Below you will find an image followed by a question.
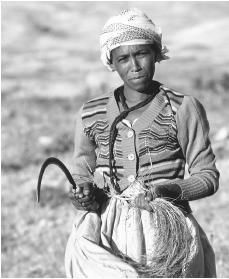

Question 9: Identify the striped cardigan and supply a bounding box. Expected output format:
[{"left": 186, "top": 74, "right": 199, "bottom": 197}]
[{"left": 73, "top": 84, "right": 219, "bottom": 208}]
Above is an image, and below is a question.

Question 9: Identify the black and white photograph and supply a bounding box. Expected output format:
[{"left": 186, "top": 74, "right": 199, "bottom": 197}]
[{"left": 1, "top": 1, "right": 229, "bottom": 278}]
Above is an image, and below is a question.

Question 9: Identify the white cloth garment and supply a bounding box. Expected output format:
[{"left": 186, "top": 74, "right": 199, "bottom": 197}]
[{"left": 65, "top": 194, "right": 216, "bottom": 277}]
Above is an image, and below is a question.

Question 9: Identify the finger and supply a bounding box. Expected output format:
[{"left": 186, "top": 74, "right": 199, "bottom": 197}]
[
  {"left": 73, "top": 193, "right": 84, "bottom": 199},
  {"left": 75, "top": 203, "right": 93, "bottom": 211},
  {"left": 78, "top": 196, "right": 94, "bottom": 203},
  {"left": 81, "top": 201, "right": 94, "bottom": 207},
  {"left": 69, "top": 193, "right": 82, "bottom": 202},
  {"left": 83, "top": 189, "right": 92, "bottom": 196},
  {"left": 134, "top": 194, "right": 153, "bottom": 212},
  {"left": 72, "top": 198, "right": 91, "bottom": 209},
  {"left": 82, "top": 184, "right": 93, "bottom": 196},
  {"left": 145, "top": 191, "right": 153, "bottom": 202},
  {"left": 71, "top": 201, "right": 84, "bottom": 209},
  {"left": 74, "top": 182, "right": 91, "bottom": 194},
  {"left": 74, "top": 185, "right": 83, "bottom": 194},
  {"left": 70, "top": 190, "right": 87, "bottom": 202}
]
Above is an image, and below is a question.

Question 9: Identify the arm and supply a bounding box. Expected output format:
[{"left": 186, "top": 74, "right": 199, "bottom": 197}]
[
  {"left": 70, "top": 106, "right": 99, "bottom": 211},
  {"left": 174, "top": 96, "right": 219, "bottom": 200},
  {"left": 73, "top": 106, "right": 97, "bottom": 181},
  {"left": 155, "top": 96, "right": 219, "bottom": 201}
]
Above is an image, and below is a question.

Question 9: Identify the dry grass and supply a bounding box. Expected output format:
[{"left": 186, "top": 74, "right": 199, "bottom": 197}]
[
  {"left": 2, "top": 2, "right": 229, "bottom": 277},
  {"left": 122, "top": 199, "right": 193, "bottom": 278}
]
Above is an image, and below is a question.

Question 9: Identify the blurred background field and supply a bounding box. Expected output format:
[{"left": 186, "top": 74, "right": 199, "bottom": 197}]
[{"left": 1, "top": 1, "right": 229, "bottom": 277}]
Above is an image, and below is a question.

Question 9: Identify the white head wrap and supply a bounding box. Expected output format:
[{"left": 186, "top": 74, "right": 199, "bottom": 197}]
[{"left": 100, "top": 8, "right": 169, "bottom": 71}]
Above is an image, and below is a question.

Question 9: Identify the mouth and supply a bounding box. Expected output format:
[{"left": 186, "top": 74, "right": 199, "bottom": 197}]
[{"left": 129, "top": 75, "right": 146, "bottom": 80}]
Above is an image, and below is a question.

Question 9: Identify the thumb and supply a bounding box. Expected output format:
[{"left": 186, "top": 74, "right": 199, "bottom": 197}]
[
  {"left": 134, "top": 193, "right": 153, "bottom": 212},
  {"left": 82, "top": 183, "right": 93, "bottom": 196}
]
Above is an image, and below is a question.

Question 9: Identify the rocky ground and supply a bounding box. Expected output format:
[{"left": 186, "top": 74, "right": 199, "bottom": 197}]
[{"left": 2, "top": 2, "right": 229, "bottom": 277}]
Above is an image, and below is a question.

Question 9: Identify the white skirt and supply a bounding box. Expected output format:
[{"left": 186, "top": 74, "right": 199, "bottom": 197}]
[{"left": 65, "top": 197, "right": 216, "bottom": 278}]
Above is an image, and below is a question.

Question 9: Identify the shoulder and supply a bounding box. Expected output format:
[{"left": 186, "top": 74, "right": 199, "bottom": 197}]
[
  {"left": 81, "top": 93, "right": 110, "bottom": 120},
  {"left": 83, "top": 93, "right": 110, "bottom": 109},
  {"left": 160, "top": 85, "right": 185, "bottom": 114},
  {"left": 167, "top": 91, "right": 209, "bottom": 132},
  {"left": 160, "top": 85, "right": 205, "bottom": 115},
  {"left": 175, "top": 93, "right": 207, "bottom": 119}
]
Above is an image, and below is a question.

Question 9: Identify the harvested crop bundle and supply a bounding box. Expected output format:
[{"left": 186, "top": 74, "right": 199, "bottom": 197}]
[{"left": 118, "top": 198, "right": 193, "bottom": 278}]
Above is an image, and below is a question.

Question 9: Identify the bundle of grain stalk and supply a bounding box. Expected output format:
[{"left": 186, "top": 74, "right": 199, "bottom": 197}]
[{"left": 118, "top": 198, "right": 193, "bottom": 278}]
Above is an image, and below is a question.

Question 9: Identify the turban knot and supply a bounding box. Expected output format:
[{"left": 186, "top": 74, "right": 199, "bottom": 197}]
[{"left": 100, "top": 8, "right": 169, "bottom": 70}]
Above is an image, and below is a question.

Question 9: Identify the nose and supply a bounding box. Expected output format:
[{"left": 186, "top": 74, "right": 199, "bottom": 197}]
[{"left": 130, "top": 56, "right": 141, "bottom": 72}]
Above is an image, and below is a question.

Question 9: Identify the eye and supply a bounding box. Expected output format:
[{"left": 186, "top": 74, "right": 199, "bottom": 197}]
[
  {"left": 137, "top": 51, "right": 148, "bottom": 56},
  {"left": 118, "top": 56, "right": 128, "bottom": 63}
]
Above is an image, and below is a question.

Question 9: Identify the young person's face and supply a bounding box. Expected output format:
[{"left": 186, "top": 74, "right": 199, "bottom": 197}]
[{"left": 110, "top": 44, "right": 156, "bottom": 93}]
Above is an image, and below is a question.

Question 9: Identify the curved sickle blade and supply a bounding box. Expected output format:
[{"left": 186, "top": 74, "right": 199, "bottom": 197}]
[{"left": 37, "top": 157, "right": 76, "bottom": 203}]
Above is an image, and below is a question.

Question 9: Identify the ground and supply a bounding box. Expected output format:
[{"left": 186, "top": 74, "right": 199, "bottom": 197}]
[{"left": 1, "top": 2, "right": 229, "bottom": 277}]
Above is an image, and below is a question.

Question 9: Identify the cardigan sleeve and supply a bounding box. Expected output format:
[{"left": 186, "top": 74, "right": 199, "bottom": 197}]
[
  {"left": 73, "top": 106, "right": 97, "bottom": 184},
  {"left": 173, "top": 95, "right": 219, "bottom": 201}
]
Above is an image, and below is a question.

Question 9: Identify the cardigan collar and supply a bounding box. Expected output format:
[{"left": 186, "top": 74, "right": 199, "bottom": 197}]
[{"left": 107, "top": 82, "right": 167, "bottom": 133}]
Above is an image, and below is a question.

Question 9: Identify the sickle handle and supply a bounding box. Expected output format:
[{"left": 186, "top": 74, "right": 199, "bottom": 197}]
[{"left": 37, "top": 157, "right": 76, "bottom": 203}]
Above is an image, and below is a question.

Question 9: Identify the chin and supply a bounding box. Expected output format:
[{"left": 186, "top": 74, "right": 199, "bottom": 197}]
[
  {"left": 126, "top": 76, "right": 154, "bottom": 92},
  {"left": 129, "top": 82, "right": 151, "bottom": 93}
]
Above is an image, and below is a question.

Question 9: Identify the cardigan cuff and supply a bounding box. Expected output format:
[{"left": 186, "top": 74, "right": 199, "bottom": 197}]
[{"left": 171, "top": 176, "right": 213, "bottom": 201}]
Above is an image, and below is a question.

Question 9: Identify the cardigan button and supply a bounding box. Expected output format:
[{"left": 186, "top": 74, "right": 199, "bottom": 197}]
[
  {"left": 128, "top": 175, "right": 135, "bottom": 183},
  {"left": 127, "top": 153, "right": 135, "bottom": 160},
  {"left": 127, "top": 130, "right": 134, "bottom": 138}
]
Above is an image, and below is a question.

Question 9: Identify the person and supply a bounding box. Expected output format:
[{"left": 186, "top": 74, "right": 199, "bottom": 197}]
[{"left": 65, "top": 8, "right": 219, "bottom": 278}]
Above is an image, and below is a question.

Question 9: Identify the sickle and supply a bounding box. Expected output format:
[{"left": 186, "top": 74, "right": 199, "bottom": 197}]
[{"left": 37, "top": 157, "right": 77, "bottom": 203}]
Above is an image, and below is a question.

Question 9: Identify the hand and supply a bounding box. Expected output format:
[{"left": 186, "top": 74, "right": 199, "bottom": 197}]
[
  {"left": 132, "top": 192, "right": 154, "bottom": 212},
  {"left": 69, "top": 182, "right": 99, "bottom": 211},
  {"left": 152, "top": 183, "right": 182, "bottom": 201}
]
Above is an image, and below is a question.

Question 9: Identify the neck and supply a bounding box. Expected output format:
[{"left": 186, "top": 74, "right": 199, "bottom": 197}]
[
  {"left": 123, "top": 80, "right": 157, "bottom": 104},
  {"left": 124, "top": 90, "right": 147, "bottom": 104}
]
